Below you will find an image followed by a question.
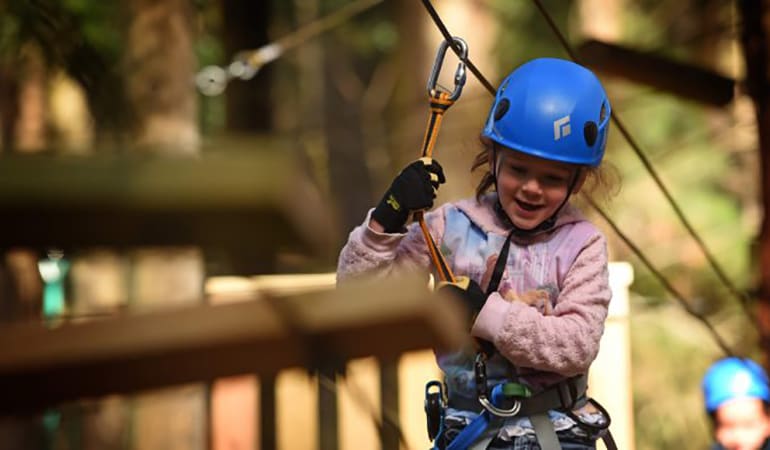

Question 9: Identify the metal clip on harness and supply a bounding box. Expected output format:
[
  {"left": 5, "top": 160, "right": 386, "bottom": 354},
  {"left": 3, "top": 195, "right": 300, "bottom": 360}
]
[
  {"left": 425, "top": 380, "right": 447, "bottom": 441},
  {"left": 474, "top": 353, "right": 521, "bottom": 417}
]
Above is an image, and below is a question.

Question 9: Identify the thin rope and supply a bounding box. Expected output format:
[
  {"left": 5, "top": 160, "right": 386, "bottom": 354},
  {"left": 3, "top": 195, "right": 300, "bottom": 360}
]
[{"left": 585, "top": 195, "right": 735, "bottom": 357}]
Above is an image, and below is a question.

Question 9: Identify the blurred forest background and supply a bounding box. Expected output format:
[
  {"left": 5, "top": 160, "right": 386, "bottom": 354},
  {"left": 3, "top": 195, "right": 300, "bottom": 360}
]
[{"left": 0, "top": 0, "right": 760, "bottom": 449}]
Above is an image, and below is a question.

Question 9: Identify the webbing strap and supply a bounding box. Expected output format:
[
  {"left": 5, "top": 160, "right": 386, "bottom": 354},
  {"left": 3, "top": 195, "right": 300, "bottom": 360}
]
[
  {"left": 422, "top": 92, "right": 454, "bottom": 159},
  {"left": 486, "top": 227, "right": 516, "bottom": 295},
  {"left": 416, "top": 90, "right": 456, "bottom": 283},
  {"left": 530, "top": 413, "right": 561, "bottom": 450},
  {"left": 466, "top": 416, "right": 502, "bottom": 450},
  {"left": 444, "top": 412, "right": 489, "bottom": 450},
  {"left": 601, "top": 430, "right": 618, "bottom": 450},
  {"left": 444, "top": 384, "right": 507, "bottom": 450}
]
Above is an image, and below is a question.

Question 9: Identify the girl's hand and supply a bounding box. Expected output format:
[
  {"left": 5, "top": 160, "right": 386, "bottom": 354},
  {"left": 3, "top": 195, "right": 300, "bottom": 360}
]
[{"left": 370, "top": 158, "right": 445, "bottom": 233}]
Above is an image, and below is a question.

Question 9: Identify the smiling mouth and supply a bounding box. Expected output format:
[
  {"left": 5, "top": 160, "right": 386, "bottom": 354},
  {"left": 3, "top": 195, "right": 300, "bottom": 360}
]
[{"left": 516, "top": 199, "right": 542, "bottom": 211}]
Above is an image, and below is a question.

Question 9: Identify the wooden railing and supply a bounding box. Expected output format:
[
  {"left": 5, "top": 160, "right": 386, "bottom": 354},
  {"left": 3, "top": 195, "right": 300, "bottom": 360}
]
[{"left": 0, "top": 274, "right": 467, "bottom": 449}]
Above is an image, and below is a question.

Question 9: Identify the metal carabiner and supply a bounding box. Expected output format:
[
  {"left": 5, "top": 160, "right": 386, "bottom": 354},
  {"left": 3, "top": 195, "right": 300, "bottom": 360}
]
[
  {"left": 479, "top": 394, "right": 521, "bottom": 417},
  {"left": 426, "top": 36, "right": 468, "bottom": 101},
  {"left": 474, "top": 353, "right": 521, "bottom": 417}
]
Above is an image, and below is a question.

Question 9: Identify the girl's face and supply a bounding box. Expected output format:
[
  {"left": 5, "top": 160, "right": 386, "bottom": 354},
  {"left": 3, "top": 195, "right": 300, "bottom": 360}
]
[{"left": 493, "top": 148, "right": 584, "bottom": 230}]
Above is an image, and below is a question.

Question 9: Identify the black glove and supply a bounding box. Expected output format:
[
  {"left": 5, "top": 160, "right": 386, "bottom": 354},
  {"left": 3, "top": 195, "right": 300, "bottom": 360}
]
[{"left": 371, "top": 158, "right": 446, "bottom": 233}]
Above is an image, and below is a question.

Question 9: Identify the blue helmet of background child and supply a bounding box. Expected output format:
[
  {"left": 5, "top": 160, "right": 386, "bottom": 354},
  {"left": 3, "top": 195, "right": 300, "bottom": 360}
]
[
  {"left": 481, "top": 58, "right": 611, "bottom": 167},
  {"left": 702, "top": 357, "right": 770, "bottom": 413}
]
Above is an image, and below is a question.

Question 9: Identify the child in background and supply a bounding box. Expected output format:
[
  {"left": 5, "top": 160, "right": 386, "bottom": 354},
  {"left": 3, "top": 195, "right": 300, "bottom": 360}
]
[
  {"left": 338, "top": 57, "right": 616, "bottom": 449},
  {"left": 703, "top": 357, "right": 770, "bottom": 450}
]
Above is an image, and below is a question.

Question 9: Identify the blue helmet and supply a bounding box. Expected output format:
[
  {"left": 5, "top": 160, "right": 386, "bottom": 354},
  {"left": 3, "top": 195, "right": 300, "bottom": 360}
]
[
  {"left": 702, "top": 357, "right": 770, "bottom": 413},
  {"left": 481, "top": 58, "right": 611, "bottom": 167}
]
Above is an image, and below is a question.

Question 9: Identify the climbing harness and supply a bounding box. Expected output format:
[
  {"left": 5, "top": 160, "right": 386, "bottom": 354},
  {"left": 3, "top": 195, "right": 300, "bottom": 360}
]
[
  {"left": 424, "top": 224, "right": 617, "bottom": 450},
  {"left": 415, "top": 36, "right": 468, "bottom": 283},
  {"left": 426, "top": 348, "right": 617, "bottom": 450}
]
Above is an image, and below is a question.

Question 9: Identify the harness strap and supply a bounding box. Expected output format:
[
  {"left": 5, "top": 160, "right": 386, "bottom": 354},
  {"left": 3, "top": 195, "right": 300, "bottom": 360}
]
[
  {"left": 485, "top": 227, "right": 515, "bottom": 296},
  {"left": 530, "top": 413, "right": 561, "bottom": 450},
  {"left": 444, "top": 412, "right": 490, "bottom": 450},
  {"left": 465, "top": 417, "right": 502, "bottom": 450},
  {"left": 448, "top": 375, "right": 587, "bottom": 414},
  {"left": 601, "top": 430, "right": 619, "bottom": 450},
  {"left": 442, "top": 375, "right": 599, "bottom": 450},
  {"left": 443, "top": 384, "right": 507, "bottom": 450}
]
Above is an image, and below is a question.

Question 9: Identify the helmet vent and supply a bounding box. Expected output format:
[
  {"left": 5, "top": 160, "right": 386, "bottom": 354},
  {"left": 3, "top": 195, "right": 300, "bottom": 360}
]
[
  {"left": 584, "top": 121, "right": 598, "bottom": 146},
  {"left": 494, "top": 99, "right": 510, "bottom": 121},
  {"left": 599, "top": 102, "right": 607, "bottom": 122}
]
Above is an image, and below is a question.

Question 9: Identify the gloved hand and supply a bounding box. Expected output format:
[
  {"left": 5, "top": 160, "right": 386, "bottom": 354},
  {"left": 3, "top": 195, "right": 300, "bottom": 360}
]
[
  {"left": 438, "top": 276, "right": 495, "bottom": 355},
  {"left": 371, "top": 157, "right": 446, "bottom": 233},
  {"left": 437, "top": 276, "right": 487, "bottom": 323}
]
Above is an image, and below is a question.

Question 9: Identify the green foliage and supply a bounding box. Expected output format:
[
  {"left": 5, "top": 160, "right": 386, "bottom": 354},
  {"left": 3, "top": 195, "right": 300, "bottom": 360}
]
[
  {"left": 328, "top": 2, "right": 399, "bottom": 61},
  {"left": 489, "top": 0, "right": 573, "bottom": 69},
  {"left": 610, "top": 89, "right": 752, "bottom": 310},
  {"left": 60, "top": 0, "right": 121, "bottom": 57},
  {"left": 630, "top": 302, "right": 719, "bottom": 450}
]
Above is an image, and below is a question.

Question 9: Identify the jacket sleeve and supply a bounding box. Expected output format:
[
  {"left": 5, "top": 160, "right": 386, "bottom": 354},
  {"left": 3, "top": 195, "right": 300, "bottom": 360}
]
[
  {"left": 470, "top": 231, "right": 611, "bottom": 376},
  {"left": 336, "top": 207, "right": 448, "bottom": 282}
]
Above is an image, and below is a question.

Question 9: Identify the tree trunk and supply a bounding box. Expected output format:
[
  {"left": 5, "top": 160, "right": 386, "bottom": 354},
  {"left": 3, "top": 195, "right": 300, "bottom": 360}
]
[
  {"left": 0, "top": 66, "right": 19, "bottom": 152},
  {"left": 125, "top": 0, "right": 199, "bottom": 155},
  {"left": 14, "top": 44, "right": 47, "bottom": 154},
  {"left": 323, "top": 36, "right": 374, "bottom": 243},
  {"left": 740, "top": 0, "right": 770, "bottom": 368},
  {"left": 123, "top": 1, "right": 205, "bottom": 449},
  {"left": 0, "top": 40, "right": 47, "bottom": 450},
  {"left": 220, "top": 0, "right": 273, "bottom": 132}
]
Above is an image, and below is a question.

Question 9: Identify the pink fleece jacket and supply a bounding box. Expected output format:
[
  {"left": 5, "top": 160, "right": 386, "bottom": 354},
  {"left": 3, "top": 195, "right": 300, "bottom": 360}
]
[{"left": 337, "top": 193, "right": 611, "bottom": 395}]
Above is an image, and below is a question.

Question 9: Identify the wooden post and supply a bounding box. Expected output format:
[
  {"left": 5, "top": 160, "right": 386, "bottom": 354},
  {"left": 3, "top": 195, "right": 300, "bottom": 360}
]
[
  {"left": 739, "top": 0, "right": 770, "bottom": 367},
  {"left": 260, "top": 375, "right": 277, "bottom": 450},
  {"left": 590, "top": 262, "right": 635, "bottom": 450},
  {"left": 220, "top": 0, "right": 272, "bottom": 132},
  {"left": 319, "top": 368, "right": 339, "bottom": 450},
  {"left": 379, "top": 358, "right": 400, "bottom": 450}
]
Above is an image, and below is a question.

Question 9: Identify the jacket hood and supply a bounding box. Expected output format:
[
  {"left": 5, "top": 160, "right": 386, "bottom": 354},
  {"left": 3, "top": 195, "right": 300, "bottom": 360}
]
[{"left": 454, "top": 192, "right": 586, "bottom": 242}]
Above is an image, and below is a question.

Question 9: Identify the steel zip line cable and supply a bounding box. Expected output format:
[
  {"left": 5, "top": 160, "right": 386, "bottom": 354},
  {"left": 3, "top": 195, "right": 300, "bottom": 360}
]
[
  {"left": 196, "top": 0, "right": 384, "bottom": 96},
  {"left": 527, "top": 0, "right": 756, "bottom": 327},
  {"left": 419, "top": 0, "right": 740, "bottom": 356},
  {"left": 584, "top": 195, "right": 735, "bottom": 356}
]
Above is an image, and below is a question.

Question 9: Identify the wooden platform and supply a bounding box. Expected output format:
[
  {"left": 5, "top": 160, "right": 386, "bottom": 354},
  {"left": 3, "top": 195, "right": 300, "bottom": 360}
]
[{"left": 0, "top": 274, "right": 468, "bottom": 415}]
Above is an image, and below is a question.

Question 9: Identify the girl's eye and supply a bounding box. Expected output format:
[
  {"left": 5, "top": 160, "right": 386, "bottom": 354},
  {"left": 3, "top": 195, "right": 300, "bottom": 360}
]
[
  {"left": 510, "top": 165, "right": 526, "bottom": 174},
  {"left": 543, "top": 174, "right": 572, "bottom": 187}
]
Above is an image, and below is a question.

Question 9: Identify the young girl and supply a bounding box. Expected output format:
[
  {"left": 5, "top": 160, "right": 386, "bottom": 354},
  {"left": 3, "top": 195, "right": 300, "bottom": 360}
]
[{"left": 338, "top": 57, "right": 614, "bottom": 449}]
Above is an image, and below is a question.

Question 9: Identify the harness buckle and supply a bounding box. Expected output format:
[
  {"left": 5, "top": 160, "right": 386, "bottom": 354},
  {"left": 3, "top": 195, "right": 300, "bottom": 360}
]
[
  {"left": 565, "top": 397, "right": 613, "bottom": 433},
  {"left": 557, "top": 378, "right": 577, "bottom": 409},
  {"left": 426, "top": 37, "right": 468, "bottom": 101}
]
